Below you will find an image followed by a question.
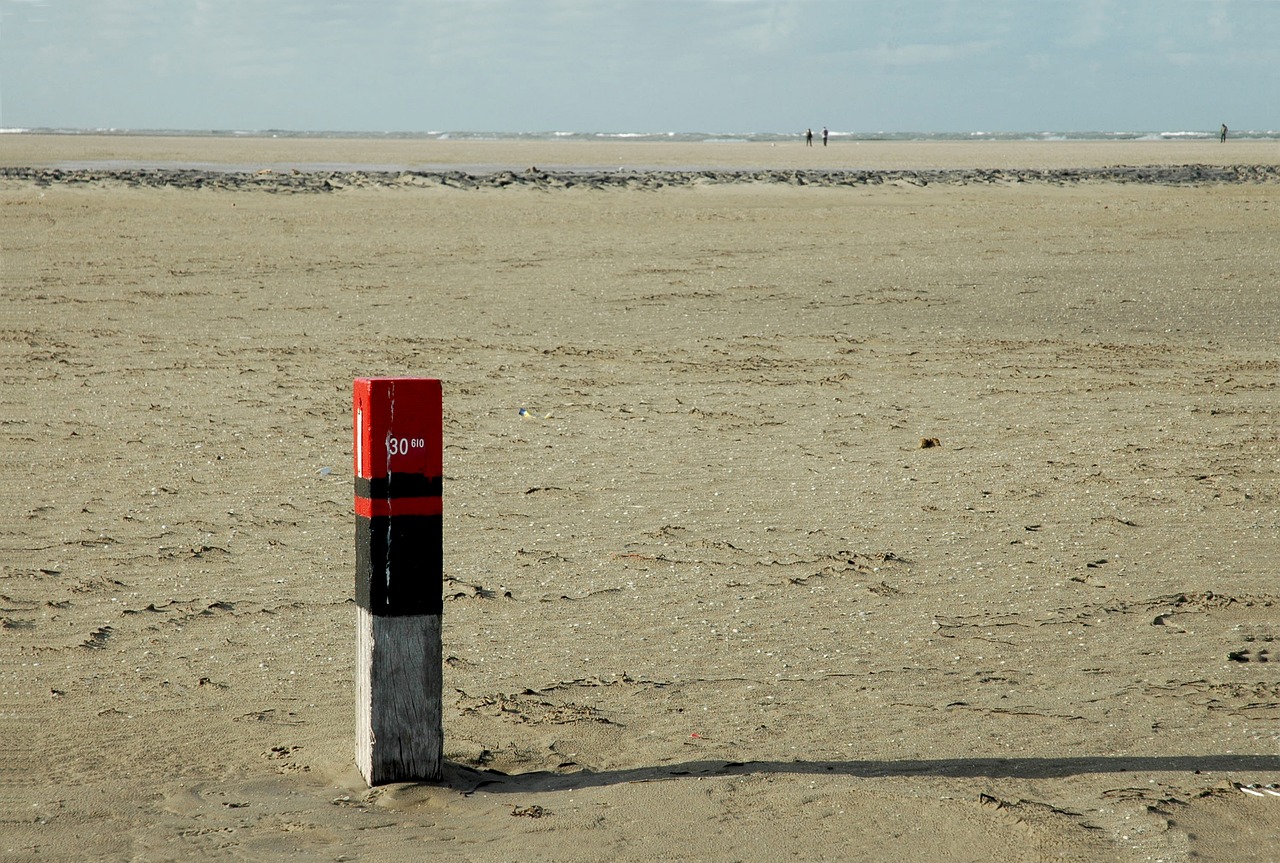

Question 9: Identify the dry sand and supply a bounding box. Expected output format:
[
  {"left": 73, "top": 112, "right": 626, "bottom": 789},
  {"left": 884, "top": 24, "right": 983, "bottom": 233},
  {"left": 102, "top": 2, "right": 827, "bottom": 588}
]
[{"left": 3, "top": 135, "right": 1280, "bottom": 861}]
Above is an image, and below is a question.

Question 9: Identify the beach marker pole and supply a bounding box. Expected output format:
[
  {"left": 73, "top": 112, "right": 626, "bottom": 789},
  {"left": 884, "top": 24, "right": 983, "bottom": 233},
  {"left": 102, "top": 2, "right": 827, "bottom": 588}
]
[{"left": 353, "top": 378, "right": 443, "bottom": 785}]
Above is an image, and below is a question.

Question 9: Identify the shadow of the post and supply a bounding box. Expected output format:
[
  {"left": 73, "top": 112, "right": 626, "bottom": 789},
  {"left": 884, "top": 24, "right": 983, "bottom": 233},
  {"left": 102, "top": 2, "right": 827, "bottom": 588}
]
[{"left": 439, "top": 754, "right": 1280, "bottom": 794}]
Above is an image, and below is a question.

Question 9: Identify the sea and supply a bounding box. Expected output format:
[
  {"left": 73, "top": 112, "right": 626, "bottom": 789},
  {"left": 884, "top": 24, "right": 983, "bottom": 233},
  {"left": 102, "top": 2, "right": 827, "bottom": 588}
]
[{"left": 2, "top": 128, "right": 1279, "bottom": 143}]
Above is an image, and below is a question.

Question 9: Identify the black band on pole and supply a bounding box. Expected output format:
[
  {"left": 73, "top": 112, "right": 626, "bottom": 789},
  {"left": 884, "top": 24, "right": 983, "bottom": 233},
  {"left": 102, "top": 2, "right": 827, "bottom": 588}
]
[
  {"left": 355, "top": 474, "right": 443, "bottom": 500},
  {"left": 355, "top": 514, "right": 444, "bottom": 615}
]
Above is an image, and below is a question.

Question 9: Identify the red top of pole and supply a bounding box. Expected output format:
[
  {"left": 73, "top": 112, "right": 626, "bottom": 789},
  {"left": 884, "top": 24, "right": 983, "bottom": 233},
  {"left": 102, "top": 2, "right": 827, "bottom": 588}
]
[{"left": 353, "top": 378, "right": 442, "bottom": 517}]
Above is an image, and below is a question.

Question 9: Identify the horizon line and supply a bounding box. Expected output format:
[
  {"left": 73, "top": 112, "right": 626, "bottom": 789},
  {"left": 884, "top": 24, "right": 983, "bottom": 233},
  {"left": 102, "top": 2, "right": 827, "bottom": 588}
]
[{"left": 2, "top": 126, "right": 1269, "bottom": 140}]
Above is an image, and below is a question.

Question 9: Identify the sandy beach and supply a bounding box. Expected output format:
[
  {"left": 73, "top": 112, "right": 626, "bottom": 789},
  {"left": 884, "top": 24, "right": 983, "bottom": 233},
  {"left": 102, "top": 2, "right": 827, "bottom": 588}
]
[
  {"left": 3, "top": 135, "right": 1280, "bottom": 861},
  {"left": 4, "top": 133, "right": 1279, "bottom": 172}
]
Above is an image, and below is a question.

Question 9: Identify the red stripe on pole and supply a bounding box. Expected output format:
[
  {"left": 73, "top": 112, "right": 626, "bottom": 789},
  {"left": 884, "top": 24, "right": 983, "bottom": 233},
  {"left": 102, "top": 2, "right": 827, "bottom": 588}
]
[{"left": 355, "top": 496, "right": 443, "bottom": 519}]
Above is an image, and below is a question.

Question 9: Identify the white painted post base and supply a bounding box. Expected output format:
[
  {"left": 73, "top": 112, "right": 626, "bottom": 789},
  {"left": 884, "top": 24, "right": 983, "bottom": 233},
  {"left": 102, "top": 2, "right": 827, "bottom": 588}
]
[{"left": 355, "top": 607, "right": 443, "bottom": 785}]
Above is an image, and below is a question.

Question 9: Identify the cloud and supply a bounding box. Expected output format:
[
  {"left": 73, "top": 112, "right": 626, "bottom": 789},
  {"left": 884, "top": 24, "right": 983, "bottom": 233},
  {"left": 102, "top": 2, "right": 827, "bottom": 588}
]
[
  {"left": 1059, "top": 0, "right": 1114, "bottom": 49},
  {"left": 1206, "top": 0, "right": 1234, "bottom": 41},
  {"left": 720, "top": 1, "right": 802, "bottom": 53},
  {"left": 862, "top": 40, "right": 999, "bottom": 68}
]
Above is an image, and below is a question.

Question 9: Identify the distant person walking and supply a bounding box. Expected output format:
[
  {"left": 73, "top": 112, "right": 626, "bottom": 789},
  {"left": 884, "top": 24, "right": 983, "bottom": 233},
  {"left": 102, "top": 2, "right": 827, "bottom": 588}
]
[
  {"left": 822, "top": 127, "right": 829, "bottom": 147},
  {"left": 1220, "top": 123, "right": 1228, "bottom": 142},
  {"left": 806, "top": 128, "right": 813, "bottom": 146}
]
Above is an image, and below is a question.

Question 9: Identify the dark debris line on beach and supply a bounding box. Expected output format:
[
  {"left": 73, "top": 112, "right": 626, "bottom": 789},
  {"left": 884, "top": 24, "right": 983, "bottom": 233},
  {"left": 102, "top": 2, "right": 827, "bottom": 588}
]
[{"left": 3, "top": 164, "right": 1280, "bottom": 192}]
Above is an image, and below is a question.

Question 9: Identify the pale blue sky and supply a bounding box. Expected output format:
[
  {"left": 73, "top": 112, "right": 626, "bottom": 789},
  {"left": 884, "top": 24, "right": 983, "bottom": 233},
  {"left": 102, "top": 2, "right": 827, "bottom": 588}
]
[{"left": 2, "top": 0, "right": 1275, "bottom": 133}]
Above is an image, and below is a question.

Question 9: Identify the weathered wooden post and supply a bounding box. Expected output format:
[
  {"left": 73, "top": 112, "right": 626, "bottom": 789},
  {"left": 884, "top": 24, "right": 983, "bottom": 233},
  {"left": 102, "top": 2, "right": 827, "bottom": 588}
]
[{"left": 353, "top": 377, "right": 443, "bottom": 785}]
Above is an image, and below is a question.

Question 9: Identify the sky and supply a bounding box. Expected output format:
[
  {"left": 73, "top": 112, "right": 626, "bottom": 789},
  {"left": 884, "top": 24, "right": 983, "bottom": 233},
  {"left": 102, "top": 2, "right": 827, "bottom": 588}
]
[{"left": 1, "top": 0, "right": 1276, "bottom": 134}]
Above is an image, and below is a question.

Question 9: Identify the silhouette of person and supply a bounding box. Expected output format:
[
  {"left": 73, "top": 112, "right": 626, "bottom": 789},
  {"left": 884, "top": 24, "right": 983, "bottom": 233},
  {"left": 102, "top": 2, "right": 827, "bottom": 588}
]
[
  {"left": 1220, "top": 123, "right": 1228, "bottom": 143},
  {"left": 806, "top": 128, "right": 813, "bottom": 146},
  {"left": 822, "top": 127, "right": 829, "bottom": 146}
]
